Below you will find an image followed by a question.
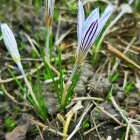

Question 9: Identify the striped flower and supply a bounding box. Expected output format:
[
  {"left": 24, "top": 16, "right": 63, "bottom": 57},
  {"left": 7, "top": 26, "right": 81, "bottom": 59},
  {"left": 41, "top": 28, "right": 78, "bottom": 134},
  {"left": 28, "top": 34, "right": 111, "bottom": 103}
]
[
  {"left": 1, "top": 23, "right": 25, "bottom": 78},
  {"left": 45, "top": 0, "right": 55, "bottom": 28},
  {"left": 75, "top": 0, "right": 113, "bottom": 66}
]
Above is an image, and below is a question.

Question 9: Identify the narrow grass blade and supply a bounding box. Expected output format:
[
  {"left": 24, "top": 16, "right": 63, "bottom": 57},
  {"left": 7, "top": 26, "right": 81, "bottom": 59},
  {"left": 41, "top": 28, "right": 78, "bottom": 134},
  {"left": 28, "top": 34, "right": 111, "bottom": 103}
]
[
  {"left": 58, "top": 47, "right": 64, "bottom": 100},
  {"left": 63, "top": 69, "right": 81, "bottom": 109},
  {"left": 8, "top": 69, "right": 37, "bottom": 107},
  {"left": 49, "top": 32, "right": 53, "bottom": 64},
  {"left": 35, "top": 34, "right": 61, "bottom": 103}
]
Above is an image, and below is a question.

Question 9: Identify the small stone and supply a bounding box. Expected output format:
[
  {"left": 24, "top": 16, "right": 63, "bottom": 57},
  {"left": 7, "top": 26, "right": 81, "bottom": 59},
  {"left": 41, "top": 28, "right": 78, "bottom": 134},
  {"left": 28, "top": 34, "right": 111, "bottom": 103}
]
[
  {"left": 80, "top": 76, "right": 88, "bottom": 84},
  {"left": 125, "top": 93, "right": 140, "bottom": 106},
  {"left": 89, "top": 75, "right": 111, "bottom": 95},
  {"left": 44, "top": 92, "right": 59, "bottom": 115},
  {"left": 74, "top": 80, "right": 86, "bottom": 96},
  {"left": 81, "top": 63, "right": 94, "bottom": 79},
  {"left": 116, "top": 91, "right": 125, "bottom": 102}
]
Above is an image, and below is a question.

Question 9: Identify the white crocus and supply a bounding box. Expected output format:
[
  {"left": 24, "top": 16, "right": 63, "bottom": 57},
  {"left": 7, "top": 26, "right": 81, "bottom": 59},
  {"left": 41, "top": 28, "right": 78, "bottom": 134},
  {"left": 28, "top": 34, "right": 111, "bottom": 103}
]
[
  {"left": 1, "top": 23, "right": 26, "bottom": 79},
  {"left": 1, "top": 23, "right": 39, "bottom": 106}
]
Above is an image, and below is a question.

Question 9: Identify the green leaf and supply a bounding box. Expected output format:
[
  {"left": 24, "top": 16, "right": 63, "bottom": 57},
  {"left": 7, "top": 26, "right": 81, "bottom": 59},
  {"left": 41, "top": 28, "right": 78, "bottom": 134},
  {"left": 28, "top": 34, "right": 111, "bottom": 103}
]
[
  {"left": 58, "top": 47, "right": 64, "bottom": 99},
  {"left": 36, "top": 34, "right": 61, "bottom": 104}
]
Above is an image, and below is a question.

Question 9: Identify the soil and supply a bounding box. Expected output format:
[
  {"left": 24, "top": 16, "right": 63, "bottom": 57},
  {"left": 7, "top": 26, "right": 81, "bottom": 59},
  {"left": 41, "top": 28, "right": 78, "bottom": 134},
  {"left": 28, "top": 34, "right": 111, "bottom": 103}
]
[{"left": 0, "top": 0, "right": 140, "bottom": 140}]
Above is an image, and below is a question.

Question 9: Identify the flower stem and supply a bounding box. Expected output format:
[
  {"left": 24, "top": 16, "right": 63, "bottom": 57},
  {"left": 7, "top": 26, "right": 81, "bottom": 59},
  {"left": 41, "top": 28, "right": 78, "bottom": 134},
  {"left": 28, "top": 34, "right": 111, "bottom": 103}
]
[
  {"left": 17, "top": 62, "right": 39, "bottom": 107},
  {"left": 61, "top": 64, "right": 78, "bottom": 107},
  {"left": 45, "top": 27, "right": 51, "bottom": 60}
]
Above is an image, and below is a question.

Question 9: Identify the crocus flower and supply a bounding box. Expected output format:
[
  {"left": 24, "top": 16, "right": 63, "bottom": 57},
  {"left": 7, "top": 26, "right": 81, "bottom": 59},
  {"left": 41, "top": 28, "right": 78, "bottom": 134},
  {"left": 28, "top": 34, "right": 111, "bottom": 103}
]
[
  {"left": 1, "top": 23, "right": 39, "bottom": 106},
  {"left": 1, "top": 23, "right": 25, "bottom": 78},
  {"left": 75, "top": 0, "right": 113, "bottom": 67},
  {"left": 45, "top": 0, "right": 55, "bottom": 29}
]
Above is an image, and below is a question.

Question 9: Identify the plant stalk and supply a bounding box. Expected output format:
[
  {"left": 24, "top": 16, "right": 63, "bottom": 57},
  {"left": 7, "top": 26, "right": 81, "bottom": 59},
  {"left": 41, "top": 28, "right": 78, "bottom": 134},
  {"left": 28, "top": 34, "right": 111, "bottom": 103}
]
[
  {"left": 45, "top": 27, "right": 51, "bottom": 60},
  {"left": 61, "top": 64, "right": 78, "bottom": 107},
  {"left": 17, "top": 62, "right": 39, "bottom": 107},
  {"left": 63, "top": 113, "right": 73, "bottom": 140}
]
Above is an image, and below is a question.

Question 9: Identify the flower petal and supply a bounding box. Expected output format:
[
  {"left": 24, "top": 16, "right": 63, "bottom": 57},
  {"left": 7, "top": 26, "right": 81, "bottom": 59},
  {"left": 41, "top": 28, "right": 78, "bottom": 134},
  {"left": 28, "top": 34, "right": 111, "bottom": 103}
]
[
  {"left": 77, "top": 7, "right": 99, "bottom": 57},
  {"left": 128, "top": 0, "right": 133, "bottom": 5},
  {"left": 82, "top": 8, "right": 99, "bottom": 38},
  {"left": 77, "top": 0, "right": 85, "bottom": 49},
  {"left": 97, "top": 4, "right": 113, "bottom": 37},
  {"left": 46, "top": 0, "right": 55, "bottom": 18},
  {"left": 88, "top": 4, "right": 113, "bottom": 48},
  {"left": 81, "top": 20, "right": 98, "bottom": 53},
  {"left": 1, "top": 23, "right": 20, "bottom": 63}
]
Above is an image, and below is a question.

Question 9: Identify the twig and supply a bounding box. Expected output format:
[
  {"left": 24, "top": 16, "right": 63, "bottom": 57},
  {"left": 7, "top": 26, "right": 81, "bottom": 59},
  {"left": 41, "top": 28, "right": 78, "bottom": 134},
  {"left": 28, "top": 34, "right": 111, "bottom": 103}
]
[
  {"left": 1, "top": 82, "right": 32, "bottom": 108},
  {"left": 125, "top": 118, "right": 132, "bottom": 140},
  {"left": 44, "top": 75, "right": 65, "bottom": 84},
  {"left": 109, "top": 37, "right": 136, "bottom": 75},
  {"left": 115, "top": 44, "right": 138, "bottom": 55},
  {"left": 72, "top": 97, "right": 104, "bottom": 102},
  {"left": 31, "top": 120, "right": 67, "bottom": 137},
  {"left": 24, "top": 33, "right": 40, "bottom": 57},
  {"left": 117, "top": 36, "right": 140, "bottom": 52},
  {"left": 34, "top": 121, "right": 45, "bottom": 140},
  {"left": 83, "top": 121, "right": 107, "bottom": 136},
  {"left": 110, "top": 95, "right": 139, "bottom": 135},
  {"left": 122, "top": 71, "right": 131, "bottom": 90},
  {"left": 107, "top": 44, "right": 140, "bottom": 71},
  {"left": 66, "top": 103, "right": 93, "bottom": 140},
  {"left": 93, "top": 121, "right": 101, "bottom": 139},
  {"left": 92, "top": 100, "right": 124, "bottom": 126},
  {"left": 55, "top": 28, "right": 73, "bottom": 46}
]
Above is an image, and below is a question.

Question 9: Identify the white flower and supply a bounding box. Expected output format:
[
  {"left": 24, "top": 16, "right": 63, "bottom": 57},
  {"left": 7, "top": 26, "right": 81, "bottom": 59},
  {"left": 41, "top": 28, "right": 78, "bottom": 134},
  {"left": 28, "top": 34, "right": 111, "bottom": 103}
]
[
  {"left": 1, "top": 23, "right": 20, "bottom": 63},
  {"left": 1, "top": 23, "right": 25, "bottom": 78}
]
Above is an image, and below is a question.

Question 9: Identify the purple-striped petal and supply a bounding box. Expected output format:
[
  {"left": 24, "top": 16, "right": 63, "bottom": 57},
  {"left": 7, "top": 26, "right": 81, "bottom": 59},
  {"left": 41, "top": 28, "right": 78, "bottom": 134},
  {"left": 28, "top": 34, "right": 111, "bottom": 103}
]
[
  {"left": 77, "top": 7, "right": 99, "bottom": 57},
  {"left": 88, "top": 4, "right": 113, "bottom": 48},
  {"left": 82, "top": 8, "right": 99, "bottom": 38},
  {"left": 81, "top": 20, "right": 98, "bottom": 53}
]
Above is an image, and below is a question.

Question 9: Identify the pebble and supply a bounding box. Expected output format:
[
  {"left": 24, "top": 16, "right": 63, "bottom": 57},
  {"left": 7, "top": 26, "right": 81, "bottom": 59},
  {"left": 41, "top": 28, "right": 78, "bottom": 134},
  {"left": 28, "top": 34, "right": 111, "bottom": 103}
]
[
  {"left": 74, "top": 80, "right": 86, "bottom": 96},
  {"left": 125, "top": 93, "right": 140, "bottom": 106},
  {"left": 116, "top": 91, "right": 125, "bottom": 102},
  {"left": 44, "top": 92, "right": 59, "bottom": 115},
  {"left": 81, "top": 63, "right": 94, "bottom": 79},
  {"left": 89, "top": 75, "right": 111, "bottom": 95}
]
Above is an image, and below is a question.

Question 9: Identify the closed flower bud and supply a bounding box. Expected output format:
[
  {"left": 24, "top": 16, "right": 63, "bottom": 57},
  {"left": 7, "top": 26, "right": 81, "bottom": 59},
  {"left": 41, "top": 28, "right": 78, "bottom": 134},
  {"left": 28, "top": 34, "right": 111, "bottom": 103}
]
[
  {"left": 1, "top": 23, "right": 20, "bottom": 63},
  {"left": 45, "top": 0, "right": 55, "bottom": 28}
]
